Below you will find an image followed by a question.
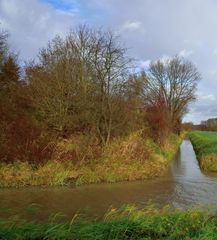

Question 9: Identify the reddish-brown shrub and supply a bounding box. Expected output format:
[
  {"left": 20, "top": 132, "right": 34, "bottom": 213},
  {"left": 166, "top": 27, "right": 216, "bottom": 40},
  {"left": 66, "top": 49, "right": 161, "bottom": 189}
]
[
  {"left": 0, "top": 86, "right": 55, "bottom": 165},
  {"left": 145, "top": 92, "right": 171, "bottom": 145},
  {"left": 0, "top": 114, "right": 54, "bottom": 164}
]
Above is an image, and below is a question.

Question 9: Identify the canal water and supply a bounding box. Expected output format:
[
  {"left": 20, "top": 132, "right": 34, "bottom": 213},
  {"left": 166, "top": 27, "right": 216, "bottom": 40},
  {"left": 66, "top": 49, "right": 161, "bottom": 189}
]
[{"left": 1, "top": 139, "right": 217, "bottom": 220}]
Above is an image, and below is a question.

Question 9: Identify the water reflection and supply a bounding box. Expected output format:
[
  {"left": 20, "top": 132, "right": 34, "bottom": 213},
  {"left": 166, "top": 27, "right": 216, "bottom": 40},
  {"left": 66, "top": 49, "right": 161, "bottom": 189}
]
[
  {"left": 1, "top": 140, "right": 217, "bottom": 220},
  {"left": 171, "top": 140, "right": 217, "bottom": 208}
]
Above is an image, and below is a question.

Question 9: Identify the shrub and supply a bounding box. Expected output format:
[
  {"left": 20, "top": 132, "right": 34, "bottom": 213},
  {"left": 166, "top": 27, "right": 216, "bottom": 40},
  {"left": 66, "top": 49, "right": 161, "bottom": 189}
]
[
  {"left": 103, "top": 130, "right": 154, "bottom": 164},
  {"left": 145, "top": 93, "right": 171, "bottom": 146},
  {"left": 0, "top": 115, "right": 54, "bottom": 164},
  {"left": 53, "top": 134, "right": 101, "bottom": 164}
]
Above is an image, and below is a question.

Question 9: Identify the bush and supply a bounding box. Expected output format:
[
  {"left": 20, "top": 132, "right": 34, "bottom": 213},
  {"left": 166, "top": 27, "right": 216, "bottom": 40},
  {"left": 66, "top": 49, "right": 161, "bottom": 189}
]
[
  {"left": 145, "top": 94, "right": 171, "bottom": 146},
  {"left": 0, "top": 84, "right": 55, "bottom": 165},
  {"left": 0, "top": 115, "right": 54, "bottom": 164},
  {"left": 53, "top": 134, "right": 101, "bottom": 164},
  {"left": 104, "top": 130, "right": 154, "bottom": 164}
]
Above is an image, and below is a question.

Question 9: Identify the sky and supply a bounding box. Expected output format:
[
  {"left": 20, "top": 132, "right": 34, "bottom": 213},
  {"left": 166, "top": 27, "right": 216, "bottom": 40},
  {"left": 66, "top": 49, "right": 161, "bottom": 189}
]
[{"left": 1, "top": 0, "right": 217, "bottom": 124}]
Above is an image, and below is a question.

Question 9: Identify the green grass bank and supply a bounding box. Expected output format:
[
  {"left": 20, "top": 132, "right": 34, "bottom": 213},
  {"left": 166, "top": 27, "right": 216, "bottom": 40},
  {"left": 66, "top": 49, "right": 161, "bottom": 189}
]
[
  {"left": 0, "top": 205, "right": 216, "bottom": 239},
  {"left": 189, "top": 131, "right": 217, "bottom": 171},
  {"left": 0, "top": 132, "right": 184, "bottom": 188}
]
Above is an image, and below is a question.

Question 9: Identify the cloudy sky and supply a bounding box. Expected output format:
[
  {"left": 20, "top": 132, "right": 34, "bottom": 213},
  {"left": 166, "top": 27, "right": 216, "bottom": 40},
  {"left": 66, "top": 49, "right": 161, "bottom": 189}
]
[{"left": 1, "top": 0, "right": 217, "bottom": 123}]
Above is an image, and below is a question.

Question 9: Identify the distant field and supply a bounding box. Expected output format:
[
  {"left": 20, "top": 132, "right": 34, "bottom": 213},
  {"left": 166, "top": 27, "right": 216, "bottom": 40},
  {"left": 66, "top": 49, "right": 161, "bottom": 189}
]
[{"left": 189, "top": 131, "right": 217, "bottom": 171}]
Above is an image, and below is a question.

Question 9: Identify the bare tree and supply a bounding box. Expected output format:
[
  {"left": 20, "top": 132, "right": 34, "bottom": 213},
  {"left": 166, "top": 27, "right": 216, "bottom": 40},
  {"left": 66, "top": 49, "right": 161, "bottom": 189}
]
[
  {"left": 27, "top": 26, "right": 131, "bottom": 142},
  {"left": 0, "top": 29, "right": 20, "bottom": 95},
  {"left": 87, "top": 30, "right": 131, "bottom": 144},
  {"left": 0, "top": 29, "right": 8, "bottom": 69},
  {"left": 27, "top": 34, "right": 91, "bottom": 134},
  {"left": 143, "top": 56, "right": 200, "bottom": 133}
]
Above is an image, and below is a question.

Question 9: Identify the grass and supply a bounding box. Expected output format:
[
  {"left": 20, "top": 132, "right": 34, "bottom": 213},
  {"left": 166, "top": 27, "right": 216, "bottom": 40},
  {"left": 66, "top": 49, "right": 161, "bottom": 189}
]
[
  {"left": 0, "top": 131, "right": 184, "bottom": 187},
  {"left": 0, "top": 205, "right": 217, "bottom": 239},
  {"left": 189, "top": 131, "right": 217, "bottom": 171}
]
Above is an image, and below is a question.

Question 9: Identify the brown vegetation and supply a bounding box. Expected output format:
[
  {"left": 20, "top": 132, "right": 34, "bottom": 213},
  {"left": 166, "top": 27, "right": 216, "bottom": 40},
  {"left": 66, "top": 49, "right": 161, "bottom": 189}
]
[
  {"left": 0, "top": 132, "right": 184, "bottom": 187},
  {"left": 0, "top": 26, "right": 199, "bottom": 186},
  {"left": 142, "top": 57, "right": 200, "bottom": 135}
]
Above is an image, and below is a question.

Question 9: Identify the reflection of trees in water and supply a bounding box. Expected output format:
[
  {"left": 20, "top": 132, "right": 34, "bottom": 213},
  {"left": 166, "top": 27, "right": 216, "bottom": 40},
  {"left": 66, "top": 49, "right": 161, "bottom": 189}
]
[
  {"left": 173, "top": 149, "right": 181, "bottom": 168},
  {"left": 171, "top": 147, "right": 186, "bottom": 176}
]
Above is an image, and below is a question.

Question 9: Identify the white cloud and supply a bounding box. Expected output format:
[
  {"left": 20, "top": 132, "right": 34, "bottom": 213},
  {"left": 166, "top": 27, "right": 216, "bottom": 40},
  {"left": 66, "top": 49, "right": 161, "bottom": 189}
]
[
  {"left": 184, "top": 93, "right": 217, "bottom": 123},
  {"left": 178, "top": 49, "right": 193, "bottom": 58},
  {"left": 200, "top": 94, "right": 216, "bottom": 101},
  {"left": 209, "top": 70, "right": 217, "bottom": 76},
  {"left": 119, "top": 20, "right": 146, "bottom": 36},
  {"left": 121, "top": 21, "right": 143, "bottom": 31},
  {"left": 0, "top": 0, "right": 80, "bottom": 61},
  {"left": 213, "top": 47, "right": 217, "bottom": 57},
  {"left": 157, "top": 55, "right": 172, "bottom": 64},
  {"left": 2, "top": 0, "right": 217, "bottom": 123},
  {"left": 139, "top": 59, "right": 150, "bottom": 68}
]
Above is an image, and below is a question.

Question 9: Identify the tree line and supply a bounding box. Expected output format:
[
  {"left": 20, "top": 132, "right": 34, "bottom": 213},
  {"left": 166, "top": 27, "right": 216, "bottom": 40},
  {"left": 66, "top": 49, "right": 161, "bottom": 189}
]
[{"left": 0, "top": 26, "right": 200, "bottom": 164}]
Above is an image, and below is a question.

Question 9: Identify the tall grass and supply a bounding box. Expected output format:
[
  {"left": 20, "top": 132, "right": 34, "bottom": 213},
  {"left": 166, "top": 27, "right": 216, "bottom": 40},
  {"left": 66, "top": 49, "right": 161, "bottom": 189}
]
[
  {"left": 0, "top": 205, "right": 217, "bottom": 239},
  {"left": 189, "top": 131, "right": 217, "bottom": 171},
  {"left": 0, "top": 132, "right": 184, "bottom": 187}
]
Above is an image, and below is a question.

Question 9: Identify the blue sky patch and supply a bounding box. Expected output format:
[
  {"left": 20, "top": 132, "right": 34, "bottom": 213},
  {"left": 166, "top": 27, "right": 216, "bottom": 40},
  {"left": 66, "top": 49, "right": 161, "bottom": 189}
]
[{"left": 40, "top": 0, "right": 79, "bottom": 12}]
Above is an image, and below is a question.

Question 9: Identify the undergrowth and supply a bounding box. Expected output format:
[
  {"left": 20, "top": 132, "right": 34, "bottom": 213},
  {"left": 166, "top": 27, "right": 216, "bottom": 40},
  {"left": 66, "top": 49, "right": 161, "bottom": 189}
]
[
  {"left": 0, "top": 205, "right": 216, "bottom": 240},
  {"left": 0, "top": 131, "right": 184, "bottom": 187}
]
